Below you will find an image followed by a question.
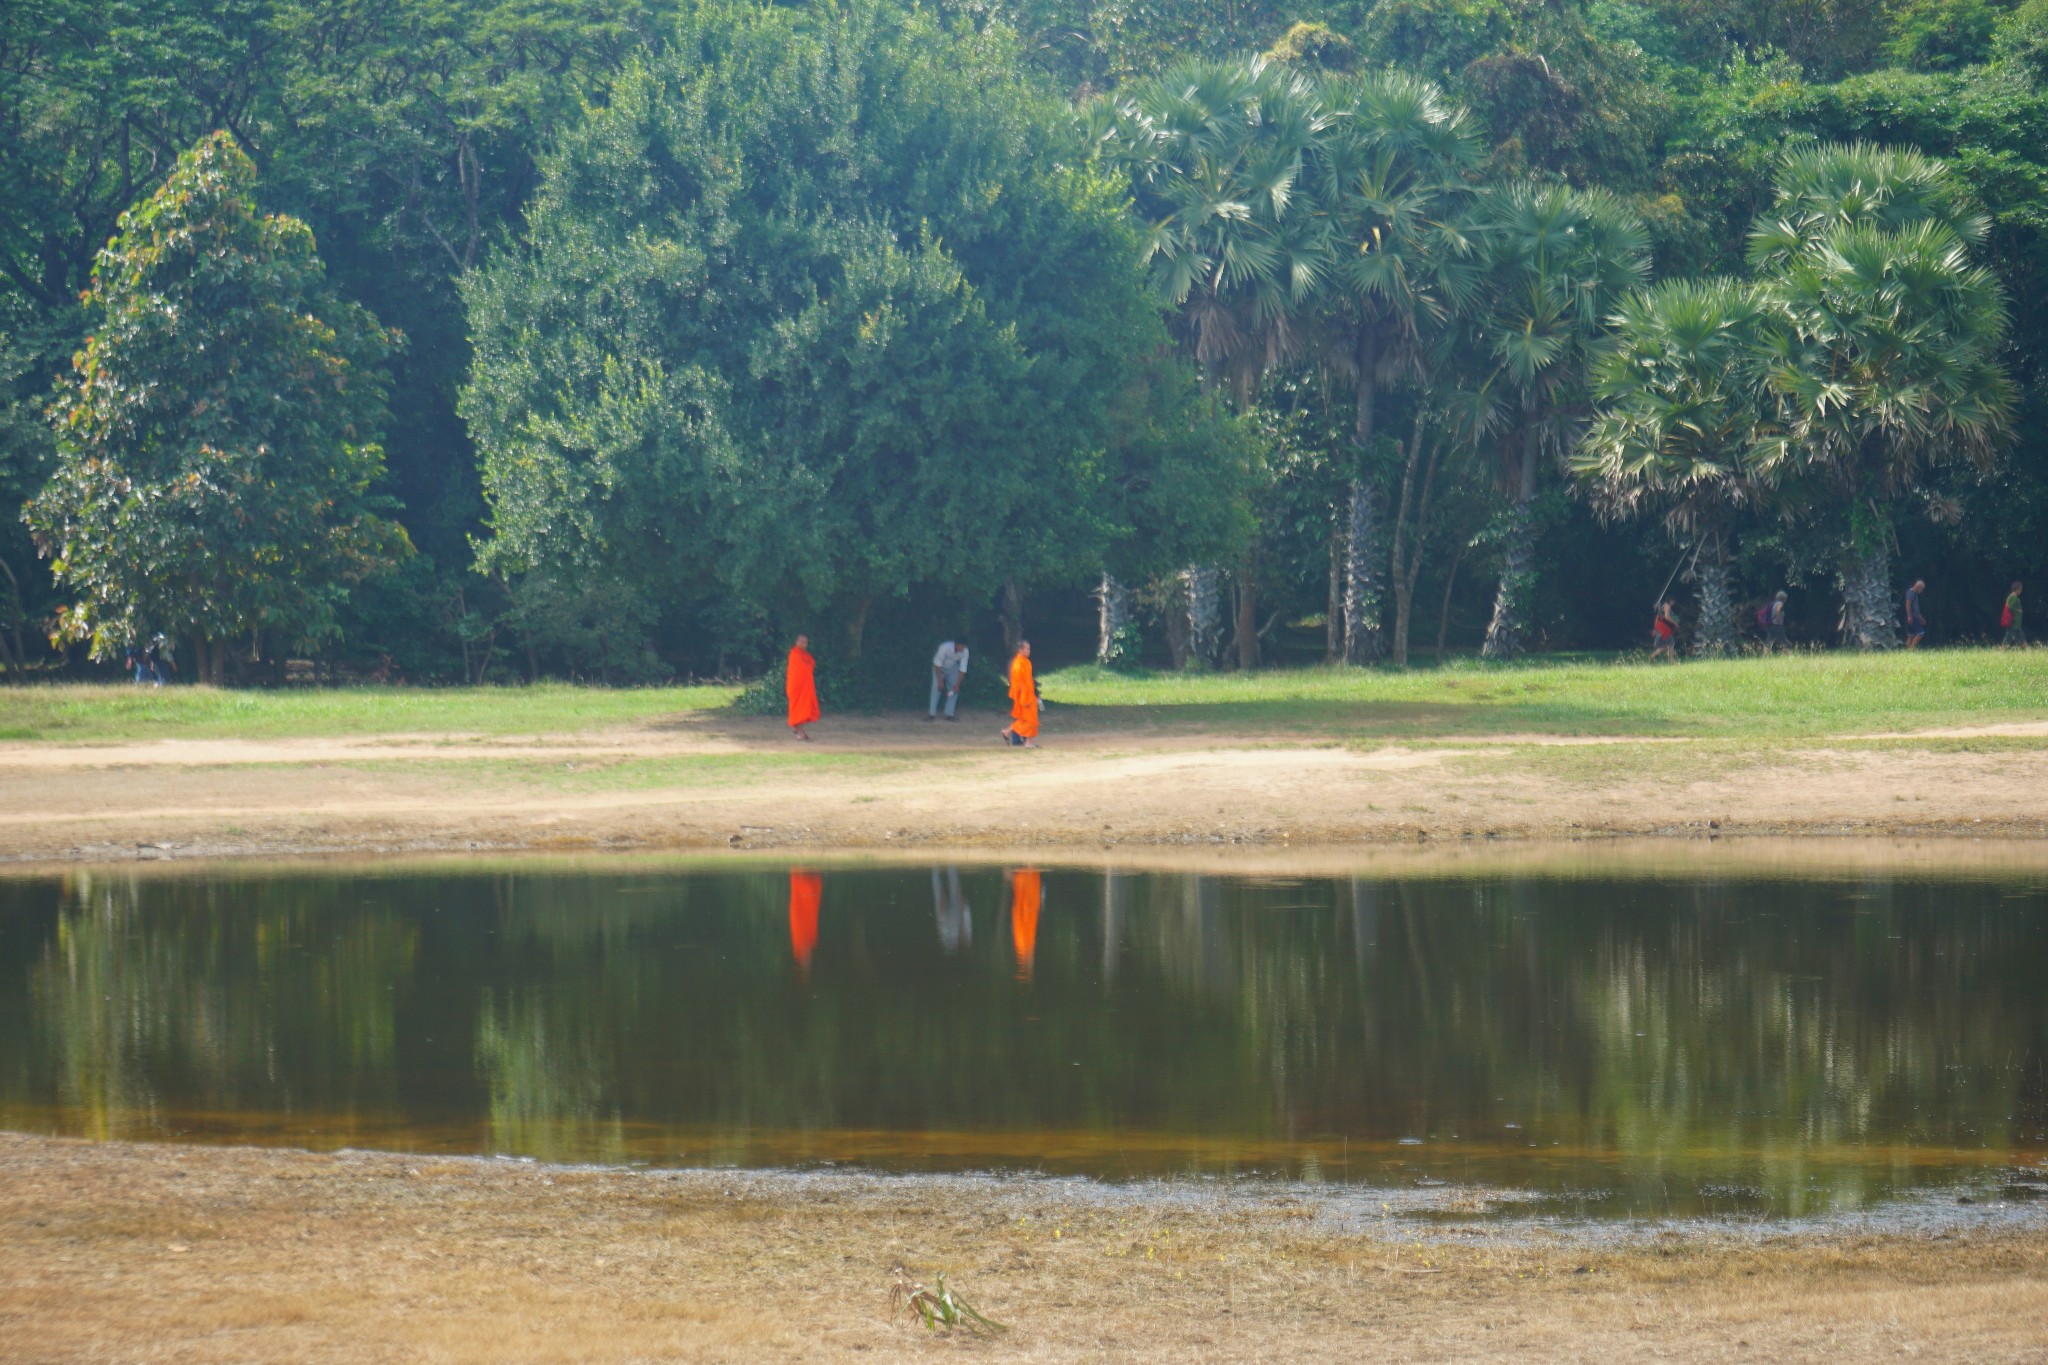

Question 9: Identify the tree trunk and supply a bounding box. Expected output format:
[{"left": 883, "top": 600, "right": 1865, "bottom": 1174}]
[
  {"left": 845, "top": 594, "right": 874, "bottom": 662},
  {"left": 1838, "top": 543, "right": 1897, "bottom": 650},
  {"left": 1232, "top": 551, "right": 1259, "bottom": 671},
  {"left": 1095, "top": 571, "right": 1132, "bottom": 667},
  {"left": 1342, "top": 480, "right": 1384, "bottom": 665},
  {"left": 1392, "top": 574, "right": 1415, "bottom": 669},
  {"left": 1435, "top": 543, "right": 1468, "bottom": 665},
  {"left": 0, "top": 554, "right": 24, "bottom": 675},
  {"left": 1326, "top": 521, "right": 1343, "bottom": 662},
  {"left": 1162, "top": 574, "right": 1194, "bottom": 670},
  {"left": 191, "top": 637, "right": 223, "bottom": 685},
  {"left": 1181, "top": 564, "right": 1222, "bottom": 669},
  {"left": 1692, "top": 541, "right": 1736, "bottom": 658},
  {"left": 1343, "top": 340, "right": 1384, "bottom": 666},
  {"left": 1483, "top": 428, "right": 1542, "bottom": 660},
  {"left": 1389, "top": 409, "right": 1445, "bottom": 670},
  {"left": 1000, "top": 580, "right": 1024, "bottom": 655},
  {"left": 1481, "top": 499, "right": 1536, "bottom": 659}
]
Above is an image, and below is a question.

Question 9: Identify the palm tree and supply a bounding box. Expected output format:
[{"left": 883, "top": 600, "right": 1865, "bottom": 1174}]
[
  {"left": 1098, "top": 58, "right": 1331, "bottom": 667},
  {"left": 1747, "top": 144, "right": 2015, "bottom": 648},
  {"left": 1470, "top": 184, "right": 1651, "bottom": 658},
  {"left": 1748, "top": 141, "right": 1986, "bottom": 263},
  {"left": 1310, "top": 70, "right": 1482, "bottom": 664},
  {"left": 1104, "top": 58, "right": 1333, "bottom": 398},
  {"left": 1573, "top": 278, "right": 1776, "bottom": 656}
]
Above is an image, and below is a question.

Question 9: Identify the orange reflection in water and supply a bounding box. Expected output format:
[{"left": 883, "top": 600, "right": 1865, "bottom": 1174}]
[
  {"left": 1007, "top": 868, "right": 1041, "bottom": 980},
  {"left": 788, "top": 871, "right": 821, "bottom": 975}
]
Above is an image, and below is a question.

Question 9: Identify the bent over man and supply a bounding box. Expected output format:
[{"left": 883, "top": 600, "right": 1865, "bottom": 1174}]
[{"left": 929, "top": 638, "right": 969, "bottom": 721}]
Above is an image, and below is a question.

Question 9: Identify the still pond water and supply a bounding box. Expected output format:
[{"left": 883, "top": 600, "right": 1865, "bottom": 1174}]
[{"left": 3, "top": 861, "right": 2046, "bottom": 1218}]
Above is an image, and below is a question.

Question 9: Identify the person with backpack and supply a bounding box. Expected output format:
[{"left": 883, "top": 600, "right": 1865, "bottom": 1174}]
[
  {"left": 1650, "top": 599, "right": 1680, "bottom": 660},
  {"left": 2002, "top": 582, "right": 2026, "bottom": 647},
  {"left": 1758, "top": 592, "right": 1790, "bottom": 653},
  {"left": 1903, "top": 580, "right": 1927, "bottom": 648}
]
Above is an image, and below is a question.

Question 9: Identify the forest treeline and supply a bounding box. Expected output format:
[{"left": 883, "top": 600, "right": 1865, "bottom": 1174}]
[{"left": 3, "top": 0, "right": 2045, "bottom": 685}]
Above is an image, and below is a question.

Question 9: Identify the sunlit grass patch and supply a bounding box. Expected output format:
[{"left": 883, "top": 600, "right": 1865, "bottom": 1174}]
[
  {"left": 0, "top": 682, "right": 738, "bottom": 742},
  {"left": 1043, "top": 650, "right": 2048, "bottom": 740}
]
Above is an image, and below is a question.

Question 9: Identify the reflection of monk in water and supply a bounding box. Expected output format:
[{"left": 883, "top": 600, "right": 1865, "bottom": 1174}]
[
  {"left": 1008, "top": 868, "right": 1041, "bottom": 980},
  {"left": 788, "top": 870, "right": 821, "bottom": 975}
]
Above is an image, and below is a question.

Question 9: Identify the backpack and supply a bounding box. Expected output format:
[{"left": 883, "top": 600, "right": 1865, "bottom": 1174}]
[
  {"left": 1756, "top": 605, "right": 1773, "bottom": 629},
  {"left": 2002, "top": 603, "right": 2015, "bottom": 628}
]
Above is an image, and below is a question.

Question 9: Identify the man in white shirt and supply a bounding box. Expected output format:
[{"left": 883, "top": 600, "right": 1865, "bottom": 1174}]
[{"left": 929, "top": 639, "right": 969, "bottom": 720}]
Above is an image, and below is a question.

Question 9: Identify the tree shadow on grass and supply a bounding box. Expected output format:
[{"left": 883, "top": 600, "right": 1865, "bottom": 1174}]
[{"left": 658, "top": 696, "right": 1676, "bottom": 744}]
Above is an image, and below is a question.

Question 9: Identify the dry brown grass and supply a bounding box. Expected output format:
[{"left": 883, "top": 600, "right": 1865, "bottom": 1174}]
[{"left": 4, "top": 1133, "right": 2045, "bottom": 1363}]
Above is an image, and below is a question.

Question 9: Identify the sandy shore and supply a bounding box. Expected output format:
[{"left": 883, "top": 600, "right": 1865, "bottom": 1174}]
[
  {"left": 4, "top": 1133, "right": 2045, "bottom": 1363},
  {"left": 2, "top": 707, "right": 2046, "bottom": 864}
]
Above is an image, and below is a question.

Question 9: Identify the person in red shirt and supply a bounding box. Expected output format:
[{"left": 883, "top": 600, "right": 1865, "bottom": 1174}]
[{"left": 1650, "top": 599, "right": 1680, "bottom": 661}]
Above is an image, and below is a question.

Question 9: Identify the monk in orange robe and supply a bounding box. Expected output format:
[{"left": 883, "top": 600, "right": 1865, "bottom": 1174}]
[
  {"left": 999, "top": 640, "right": 1038, "bottom": 748},
  {"left": 785, "top": 634, "right": 820, "bottom": 740},
  {"left": 788, "top": 870, "right": 821, "bottom": 975},
  {"left": 1008, "top": 867, "right": 1041, "bottom": 981}
]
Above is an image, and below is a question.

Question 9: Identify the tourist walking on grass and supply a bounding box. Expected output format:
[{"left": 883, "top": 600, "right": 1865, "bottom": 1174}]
[
  {"left": 1650, "top": 599, "right": 1680, "bottom": 661},
  {"left": 2003, "top": 583, "right": 2027, "bottom": 647},
  {"left": 1903, "top": 580, "right": 1927, "bottom": 648},
  {"left": 785, "top": 634, "right": 820, "bottom": 740},
  {"left": 1000, "top": 640, "right": 1039, "bottom": 748},
  {"left": 1763, "top": 591, "right": 1790, "bottom": 652},
  {"left": 928, "top": 638, "right": 969, "bottom": 721},
  {"left": 142, "top": 634, "right": 174, "bottom": 685}
]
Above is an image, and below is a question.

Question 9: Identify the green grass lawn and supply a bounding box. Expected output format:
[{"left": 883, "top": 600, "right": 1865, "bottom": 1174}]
[
  {"left": 1, "top": 650, "right": 2042, "bottom": 744},
  {"left": 0, "top": 682, "right": 738, "bottom": 741},
  {"left": 1041, "top": 649, "right": 2048, "bottom": 740}
]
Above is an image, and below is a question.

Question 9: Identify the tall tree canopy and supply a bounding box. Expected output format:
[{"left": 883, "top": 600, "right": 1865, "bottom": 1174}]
[
  {"left": 1748, "top": 143, "right": 2015, "bottom": 646},
  {"left": 461, "top": 0, "right": 1201, "bottom": 659},
  {"left": 25, "top": 133, "right": 403, "bottom": 679}
]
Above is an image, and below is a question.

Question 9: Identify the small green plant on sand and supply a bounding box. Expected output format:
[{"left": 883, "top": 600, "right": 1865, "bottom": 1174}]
[{"left": 892, "top": 1271, "right": 1006, "bottom": 1337}]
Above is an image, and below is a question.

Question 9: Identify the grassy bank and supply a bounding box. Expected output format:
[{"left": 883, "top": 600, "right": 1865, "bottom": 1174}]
[
  {"left": 1, "top": 649, "right": 2043, "bottom": 745},
  {"left": 1045, "top": 650, "right": 2048, "bottom": 739},
  {"left": 0, "top": 681, "right": 738, "bottom": 741}
]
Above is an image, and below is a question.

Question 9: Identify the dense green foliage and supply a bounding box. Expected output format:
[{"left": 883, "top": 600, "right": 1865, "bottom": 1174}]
[
  {"left": 460, "top": 2, "right": 1241, "bottom": 681},
  {"left": 3, "top": 0, "right": 2046, "bottom": 683},
  {"left": 25, "top": 134, "right": 403, "bottom": 678}
]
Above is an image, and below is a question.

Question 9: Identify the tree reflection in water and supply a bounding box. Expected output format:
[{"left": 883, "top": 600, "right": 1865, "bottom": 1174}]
[{"left": 1, "top": 863, "right": 2044, "bottom": 1215}]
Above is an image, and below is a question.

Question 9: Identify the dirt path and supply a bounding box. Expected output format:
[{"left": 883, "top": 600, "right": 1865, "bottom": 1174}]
[
  {"left": 4, "top": 1133, "right": 2043, "bottom": 1364},
  {"left": 1, "top": 707, "right": 2046, "bottom": 863}
]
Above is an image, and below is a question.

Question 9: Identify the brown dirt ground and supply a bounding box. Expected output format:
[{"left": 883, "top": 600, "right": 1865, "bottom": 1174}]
[
  {"left": 2, "top": 708, "right": 2047, "bottom": 865},
  {"left": 4, "top": 1133, "right": 2045, "bottom": 1365}
]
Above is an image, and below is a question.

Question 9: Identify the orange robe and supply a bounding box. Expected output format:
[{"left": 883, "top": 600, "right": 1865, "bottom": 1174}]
[
  {"left": 788, "top": 870, "right": 821, "bottom": 974},
  {"left": 1007, "top": 652, "right": 1038, "bottom": 738},
  {"left": 785, "top": 645, "right": 820, "bottom": 728},
  {"left": 1008, "top": 868, "right": 1041, "bottom": 979}
]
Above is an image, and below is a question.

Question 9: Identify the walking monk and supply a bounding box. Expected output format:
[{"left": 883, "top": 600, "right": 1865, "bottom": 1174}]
[
  {"left": 785, "top": 634, "right": 820, "bottom": 740},
  {"left": 999, "top": 640, "right": 1039, "bottom": 748}
]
